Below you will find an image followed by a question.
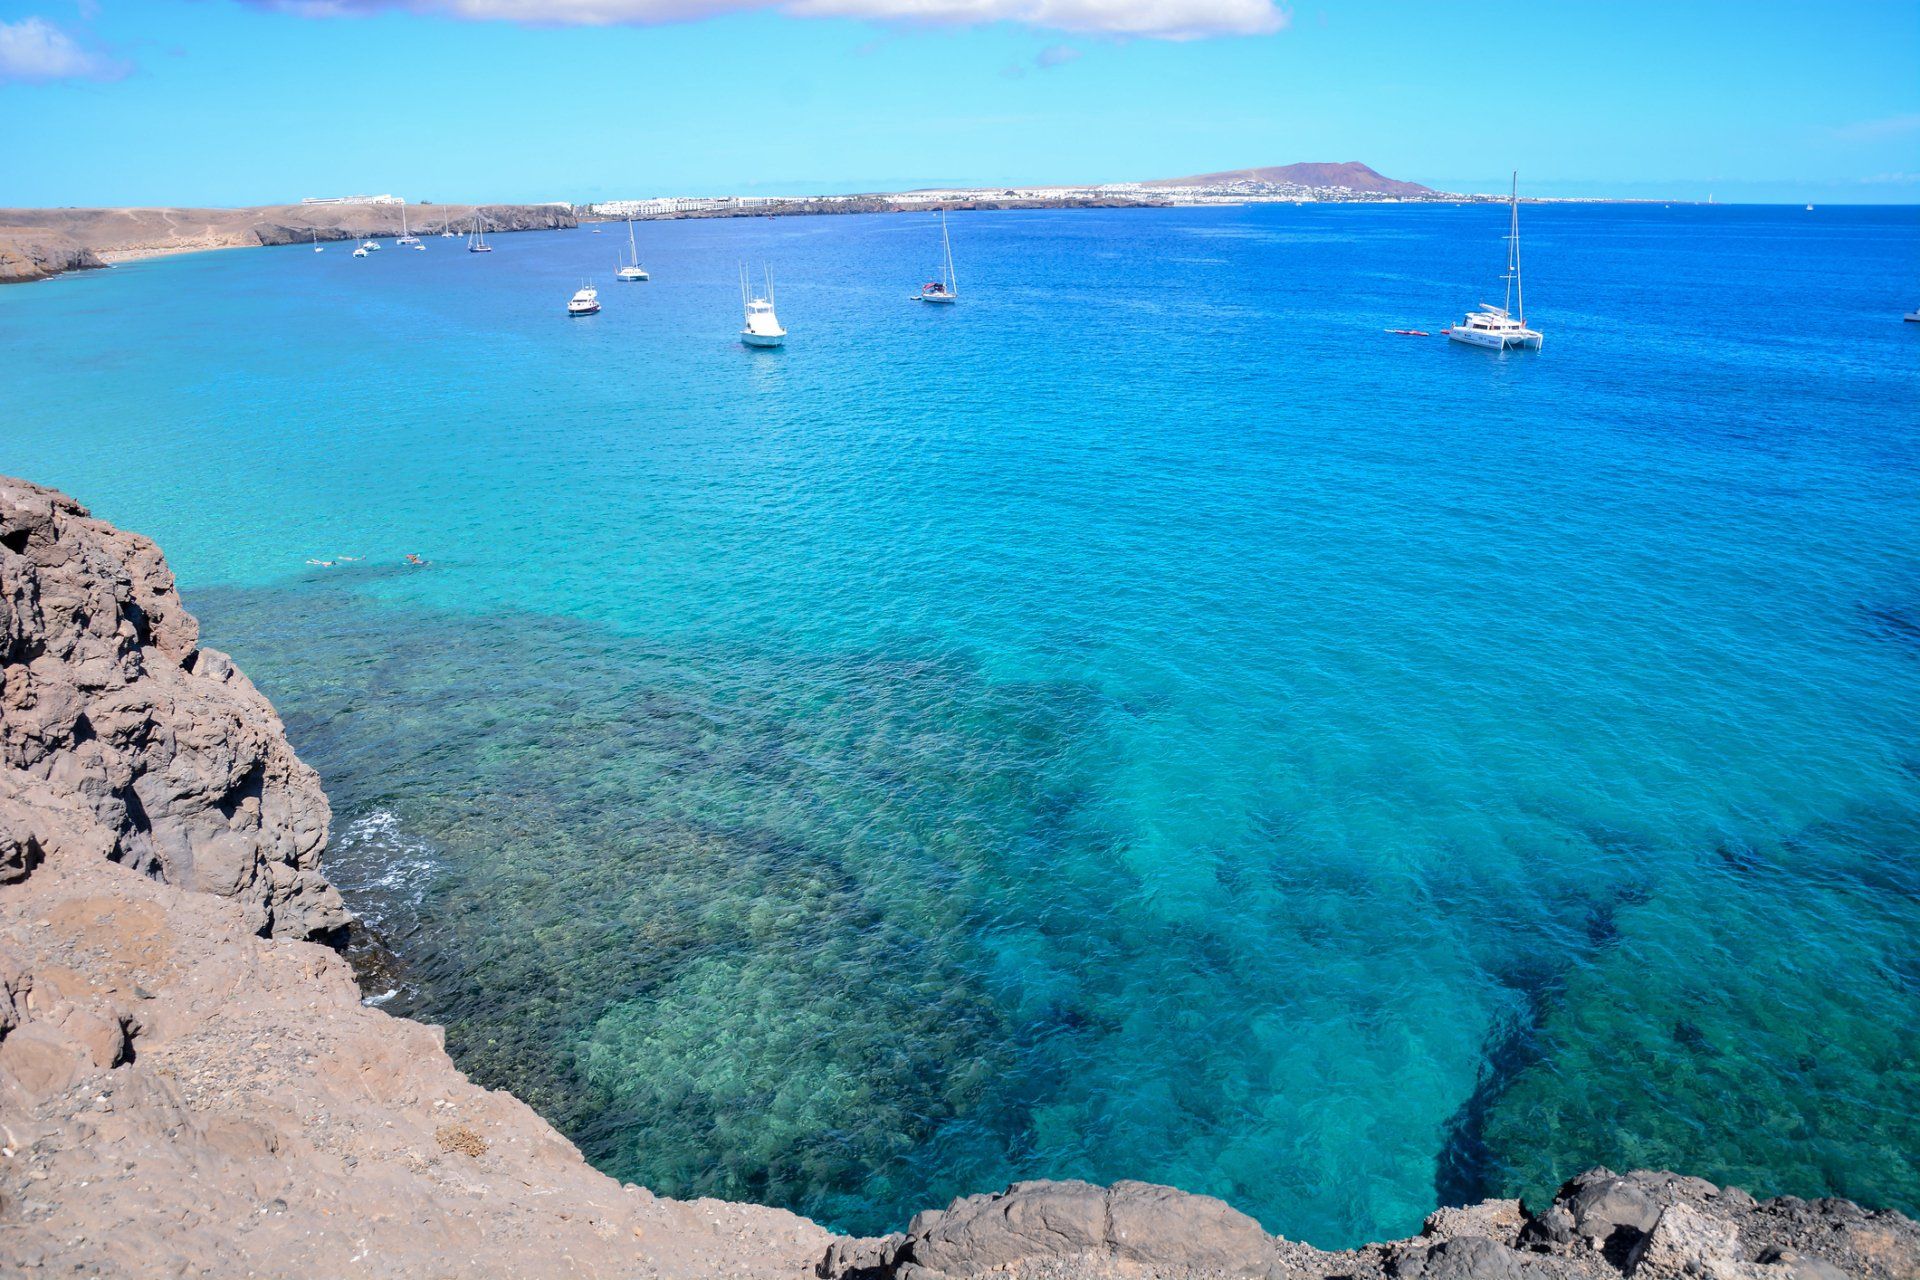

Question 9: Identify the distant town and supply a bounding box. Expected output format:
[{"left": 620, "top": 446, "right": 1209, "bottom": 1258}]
[
  {"left": 568, "top": 163, "right": 1579, "bottom": 222},
  {"left": 291, "top": 165, "right": 1678, "bottom": 226}
]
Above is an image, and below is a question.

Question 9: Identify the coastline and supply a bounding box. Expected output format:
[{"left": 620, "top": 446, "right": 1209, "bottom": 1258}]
[
  {"left": 3, "top": 473, "right": 1916, "bottom": 1278},
  {"left": 0, "top": 202, "right": 575, "bottom": 284},
  {"left": 95, "top": 242, "right": 255, "bottom": 265}
]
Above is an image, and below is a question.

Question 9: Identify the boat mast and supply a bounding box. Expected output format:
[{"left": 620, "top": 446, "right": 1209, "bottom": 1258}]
[
  {"left": 941, "top": 209, "right": 956, "bottom": 295},
  {"left": 1504, "top": 171, "right": 1523, "bottom": 321},
  {"left": 627, "top": 218, "right": 637, "bottom": 267}
]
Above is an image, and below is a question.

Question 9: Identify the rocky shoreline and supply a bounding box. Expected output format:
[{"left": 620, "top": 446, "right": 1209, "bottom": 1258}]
[
  {"left": 0, "top": 203, "right": 575, "bottom": 284},
  {"left": 2, "top": 475, "right": 1914, "bottom": 1279}
]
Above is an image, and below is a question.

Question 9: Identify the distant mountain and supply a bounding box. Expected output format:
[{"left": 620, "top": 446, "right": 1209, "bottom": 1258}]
[{"left": 1142, "top": 162, "right": 1437, "bottom": 196}]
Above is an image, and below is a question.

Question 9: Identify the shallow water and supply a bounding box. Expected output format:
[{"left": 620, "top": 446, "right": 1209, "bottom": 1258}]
[{"left": 4, "top": 203, "right": 1918, "bottom": 1244}]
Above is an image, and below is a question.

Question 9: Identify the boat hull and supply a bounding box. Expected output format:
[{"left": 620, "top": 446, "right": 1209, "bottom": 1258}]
[
  {"left": 740, "top": 330, "right": 785, "bottom": 348},
  {"left": 567, "top": 305, "right": 600, "bottom": 316},
  {"left": 617, "top": 270, "right": 649, "bottom": 282},
  {"left": 1448, "top": 328, "right": 1543, "bottom": 351},
  {"left": 914, "top": 294, "right": 957, "bottom": 304}
]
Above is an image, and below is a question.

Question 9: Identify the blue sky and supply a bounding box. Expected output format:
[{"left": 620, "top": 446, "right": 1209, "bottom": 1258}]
[{"left": 2, "top": 0, "right": 1917, "bottom": 205}]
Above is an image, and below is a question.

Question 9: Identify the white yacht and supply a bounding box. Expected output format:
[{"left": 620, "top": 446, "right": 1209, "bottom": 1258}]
[
  {"left": 1905, "top": 307, "right": 1920, "bottom": 323},
  {"left": 914, "top": 209, "right": 958, "bottom": 303},
  {"left": 616, "top": 220, "right": 648, "bottom": 281},
  {"left": 740, "top": 264, "right": 786, "bottom": 347},
  {"left": 361, "top": 239, "right": 382, "bottom": 252},
  {"left": 567, "top": 283, "right": 601, "bottom": 316},
  {"left": 396, "top": 204, "right": 420, "bottom": 245},
  {"left": 352, "top": 246, "right": 369, "bottom": 258},
  {"left": 440, "top": 215, "right": 455, "bottom": 239},
  {"left": 1448, "top": 172, "right": 1543, "bottom": 351},
  {"left": 467, "top": 214, "right": 492, "bottom": 254}
]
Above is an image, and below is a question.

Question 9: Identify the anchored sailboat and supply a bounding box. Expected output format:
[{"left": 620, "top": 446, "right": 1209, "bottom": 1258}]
[
  {"left": 914, "top": 209, "right": 958, "bottom": 303},
  {"left": 467, "top": 212, "right": 492, "bottom": 254},
  {"left": 1446, "top": 172, "right": 1543, "bottom": 351},
  {"left": 397, "top": 204, "right": 419, "bottom": 246},
  {"left": 616, "top": 219, "right": 648, "bottom": 281}
]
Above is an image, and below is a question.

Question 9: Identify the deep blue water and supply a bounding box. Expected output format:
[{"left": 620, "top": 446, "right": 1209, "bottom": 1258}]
[{"left": 3, "top": 203, "right": 1918, "bottom": 1246}]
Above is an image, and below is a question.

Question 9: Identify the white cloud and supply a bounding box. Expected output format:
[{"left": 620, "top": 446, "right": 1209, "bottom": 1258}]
[
  {"left": 1831, "top": 113, "right": 1920, "bottom": 143},
  {"left": 0, "top": 15, "right": 130, "bottom": 82},
  {"left": 245, "top": 0, "right": 1287, "bottom": 39}
]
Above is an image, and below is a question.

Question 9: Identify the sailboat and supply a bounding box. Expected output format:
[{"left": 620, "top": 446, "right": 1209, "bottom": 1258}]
[
  {"left": 739, "top": 264, "right": 786, "bottom": 347},
  {"left": 616, "top": 220, "right": 648, "bottom": 281},
  {"left": 440, "top": 214, "right": 455, "bottom": 239},
  {"left": 467, "top": 212, "right": 493, "bottom": 254},
  {"left": 914, "top": 209, "right": 958, "bottom": 303},
  {"left": 312, "top": 229, "right": 324, "bottom": 253},
  {"left": 1446, "top": 172, "right": 1543, "bottom": 351},
  {"left": 396, "top": 204, "right": 419, "bottom": 246}
]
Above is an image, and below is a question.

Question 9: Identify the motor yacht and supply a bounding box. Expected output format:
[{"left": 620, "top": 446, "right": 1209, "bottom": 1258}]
[
  {"left": 740, "top": 265, "right": 786, "bottom": 347},
  {"left": 567, "top": 283, "right": 601, "bottom": 315}
]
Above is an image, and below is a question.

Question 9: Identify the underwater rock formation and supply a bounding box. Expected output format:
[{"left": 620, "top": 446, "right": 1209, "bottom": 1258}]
[{"left": 1, "top": 475, "right": 1913, "bottom": 1279}]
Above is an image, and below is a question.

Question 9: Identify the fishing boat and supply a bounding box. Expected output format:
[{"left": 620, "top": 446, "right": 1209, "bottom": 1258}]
[
  {"left": 467, "top": 213, "right": 492, "bottom": 254},
  {"left": 1446, "top": 172, "right": 1543, "bottom": 351},
  {"left": 616, "top": 220, "right": 648, "bottom": 281},
  {"left": 567, "top": 283, "right": 600, "bottom": 316},
  {"left": 396, "top": 204, "right": 419, "bottom": 246},
  {"left": 914, "top": 209, "right": 958, "bottom": 303},
  {"left": 740, "top": 264, "right": 786, "bottom": 348}
]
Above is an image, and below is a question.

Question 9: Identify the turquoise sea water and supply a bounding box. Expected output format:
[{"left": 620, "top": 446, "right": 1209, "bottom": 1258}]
[{"left": 4, "top": 204, "right": 1918, "bottom": 1245}]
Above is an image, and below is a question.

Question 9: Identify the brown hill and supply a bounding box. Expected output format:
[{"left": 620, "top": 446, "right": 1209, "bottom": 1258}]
[
  {"left": 0, "top": 202, "right": 575, "bottom": 283},
  {"left": 1144, "top": 162, "right": 1436, "bottom": 195}
]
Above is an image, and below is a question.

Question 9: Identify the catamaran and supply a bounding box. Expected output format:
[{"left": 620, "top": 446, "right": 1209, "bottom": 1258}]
[
  {"left": 914, "top": 209, "right": 958, "bottom": 303},
  {"left": 1447, "top": 172, "right": 1543, "bottom": 351},
  {"left": 567, "top": 283, "right": 601, "bottom": 316},
  {"left": 467, "top": 213, "right": 492, "bottom": 254},
  {"left": 396, "top": 204, "right": 419, "bottom": 246},
  {"left": 740, "top": 264, "right": 786, "bottom": 347},
  {"left": 616, "top": 220, "right": 648, "bottom": 281},
  {"left": 440, "top": 215, "right": 455, "bottom": 239}
]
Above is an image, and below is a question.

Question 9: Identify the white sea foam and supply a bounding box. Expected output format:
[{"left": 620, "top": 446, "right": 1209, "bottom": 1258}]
[{"left": 330, "top": 808, "right": 439, "bottom": 926}]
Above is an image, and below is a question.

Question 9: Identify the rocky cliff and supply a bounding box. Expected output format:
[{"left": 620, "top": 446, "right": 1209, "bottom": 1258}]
[
  {"left": 2, "top": 476, "right": 1914, "bottom": 1279},
  {"left": 0, "top": 202, "right": 575, "bottom": 283}
]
